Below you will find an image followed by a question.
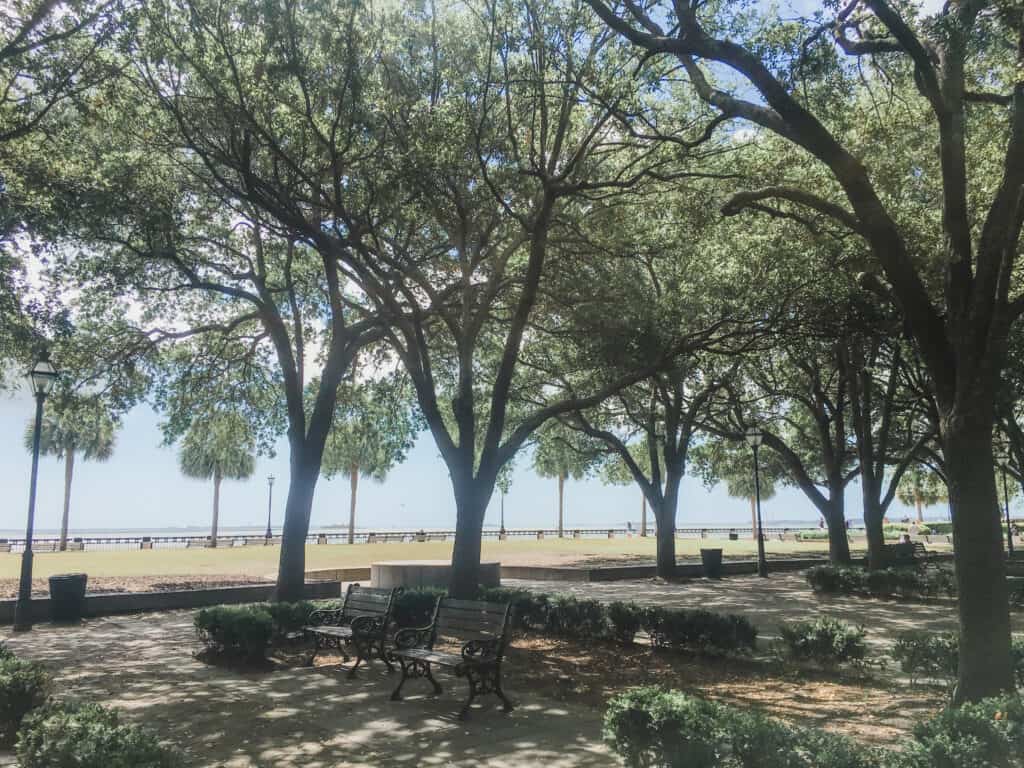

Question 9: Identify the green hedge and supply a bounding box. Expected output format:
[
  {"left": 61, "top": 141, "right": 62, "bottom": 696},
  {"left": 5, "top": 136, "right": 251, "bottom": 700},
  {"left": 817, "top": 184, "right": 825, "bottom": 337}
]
[
  {"left": 806, "top": 564, "right": 957, "bottom": 600},
  {"left": 194, "top": 605, "right": 275, "bottom": 660},
  {"left": 0, "top": 655, "right": 50, "bottom": 747},
  {"left": 893, "top": 630, "right": 1024, "bottom": 688},
  {"left": 778, "top": 617, "right": 867, "bottom": 665},
  {"left": 16, "top": 701, "right": 180, "bottom": 768},
  {"left": 604, "top": 687, "right": 1024, "bottom": 768}
]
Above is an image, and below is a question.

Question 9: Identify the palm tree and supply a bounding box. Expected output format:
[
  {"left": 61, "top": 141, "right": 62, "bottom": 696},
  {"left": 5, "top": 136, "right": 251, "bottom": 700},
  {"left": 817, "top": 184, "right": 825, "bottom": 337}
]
[
  {"left": 24, "top": 401, "right": 118, "bottom": 551},
  {"left": 533, "top": 424, "right": 595, "bottom": 538},
  {"left": 178, "top": 413, "right": 256, "bottom": 547}
]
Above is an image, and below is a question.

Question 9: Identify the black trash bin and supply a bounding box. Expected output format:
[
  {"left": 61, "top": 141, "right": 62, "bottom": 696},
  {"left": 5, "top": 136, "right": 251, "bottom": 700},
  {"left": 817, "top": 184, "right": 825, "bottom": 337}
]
[
  {"left": 700, "top": 548, "right": 723, "bottom": 579},
  {"left": 49, "top": 573, "right": 88, "bottom": 623}
]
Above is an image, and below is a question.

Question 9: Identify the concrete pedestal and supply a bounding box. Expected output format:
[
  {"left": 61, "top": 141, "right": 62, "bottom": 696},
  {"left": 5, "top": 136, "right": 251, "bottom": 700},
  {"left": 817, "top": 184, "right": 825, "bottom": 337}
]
[{"left": 371, "top": 560, "right": 501, "bottom": 590}]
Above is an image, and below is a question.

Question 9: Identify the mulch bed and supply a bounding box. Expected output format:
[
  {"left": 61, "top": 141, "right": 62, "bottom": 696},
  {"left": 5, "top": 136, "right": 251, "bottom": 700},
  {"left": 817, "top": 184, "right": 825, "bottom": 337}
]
[{"left": 0, "top": 574, "right": 273, "bottom": 599}]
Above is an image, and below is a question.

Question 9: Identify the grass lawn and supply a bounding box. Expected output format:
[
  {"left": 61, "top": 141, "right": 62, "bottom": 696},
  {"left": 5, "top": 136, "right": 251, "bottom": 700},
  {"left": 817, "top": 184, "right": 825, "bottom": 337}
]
[{"left": 0, "top": 535, "right": 934, "bottom": 580}]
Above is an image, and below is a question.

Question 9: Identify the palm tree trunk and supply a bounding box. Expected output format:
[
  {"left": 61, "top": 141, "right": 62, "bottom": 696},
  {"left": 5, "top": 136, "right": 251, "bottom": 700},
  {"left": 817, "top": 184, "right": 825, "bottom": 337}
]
[
  {"left": 348, "top": 463, "right": 359, "bottom": 545},
  {"left": 915, "top": 493, "right": 924, "bottom": 523},
  {"left": 59, "top": 448, "right": 75, "bottom": 552},
  {"left": 557, "top": 473, "right": 565, "bottom": 538},
  {"left": 211, "top": 470, "right": 221, "bottom": 548}
]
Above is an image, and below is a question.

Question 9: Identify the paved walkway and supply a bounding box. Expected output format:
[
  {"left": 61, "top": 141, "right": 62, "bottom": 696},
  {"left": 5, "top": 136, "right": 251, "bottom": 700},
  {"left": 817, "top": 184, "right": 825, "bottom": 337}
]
[{"left": 1, "top": 611, "right": 614, "bottom": 768}]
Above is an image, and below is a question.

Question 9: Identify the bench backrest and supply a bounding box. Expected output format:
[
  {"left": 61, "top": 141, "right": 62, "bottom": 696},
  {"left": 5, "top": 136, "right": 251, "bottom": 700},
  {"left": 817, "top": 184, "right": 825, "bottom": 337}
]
[
  {"left": 340, "top": 583, "right": 399, "bottom": 622},
  {"left": 429, "top": 598, "right": 512, "bottom": 657}
]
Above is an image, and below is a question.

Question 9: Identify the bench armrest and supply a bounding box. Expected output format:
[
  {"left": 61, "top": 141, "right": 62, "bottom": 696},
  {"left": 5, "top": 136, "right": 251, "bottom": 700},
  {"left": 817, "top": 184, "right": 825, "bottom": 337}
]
[
  {"left": 308, "top": 608, "right": 346, "bottom": 627},
  {"left": 350, "top": 615, "right": 386, "bottom": 638},
  {"left": 461, "top": 638, "right": 501, "bottom": 664},
  {"left": 394, "top": 626, "right": 432, "bottom": 650}
]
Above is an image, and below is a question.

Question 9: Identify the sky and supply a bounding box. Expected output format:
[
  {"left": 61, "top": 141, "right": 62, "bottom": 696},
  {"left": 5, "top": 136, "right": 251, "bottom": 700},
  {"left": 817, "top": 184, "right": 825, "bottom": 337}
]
[
  {"left": 0, "top": 379, "right": 950, "bottom": 536},
  {"left": 0, "top": 0, "right": 953, "bottom": 537}
]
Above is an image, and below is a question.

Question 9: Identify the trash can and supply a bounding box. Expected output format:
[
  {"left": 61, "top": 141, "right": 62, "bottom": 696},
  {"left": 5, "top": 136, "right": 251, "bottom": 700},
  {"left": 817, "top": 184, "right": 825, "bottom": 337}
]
[
  {"left": 700, "top": 548, "right": 723, "bottom": 579},
  {"left": 49, "top": 573, "right": 88, "bottom": 623}
]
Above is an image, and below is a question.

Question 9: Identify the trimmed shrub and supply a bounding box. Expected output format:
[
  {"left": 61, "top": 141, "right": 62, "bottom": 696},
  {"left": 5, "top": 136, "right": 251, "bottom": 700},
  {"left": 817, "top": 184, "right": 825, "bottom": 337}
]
[
  {"left": 805, "top": 564, "right": 956, "bottom": 601},
  {"left": 603, "top": 686, "right": 725, "bottom": 768},
  {"left": 545, "top": 595, "right": 608, "bottom": 639},
  {"left": 0, "top": 655, "right": 50, "bottom": 747},
  {"left": 905, "top": 695, "right": 1024, "bottom": 768},
  {"left": 16, "top": 701, "right": 180, "bottom": 768},
  {"left": 0, "top": 642, "right": 14, "bottom": 661},
  {"left": 478, "top": 587, "right": 550, "bottom": 630},
  {"left": 194, "top": 605, "right": 273, "bottom": 660},
  {"left": 607, "top": 601, "right": 644, "bottom": 644},
  {"left": 263, "top": 601, "right": 316, "bottom": 636},
  {"left": 778, "top": 617, "right": 866, "bottom": 665},
  {"left": 393, "top": 587, "right": 445, "bottom": 628},
  {"left": 893, "top": 631, "right": 1024, "bottom": 688},
  {"left": 644, "top": 607, "right": 757, "bottom": 654}
]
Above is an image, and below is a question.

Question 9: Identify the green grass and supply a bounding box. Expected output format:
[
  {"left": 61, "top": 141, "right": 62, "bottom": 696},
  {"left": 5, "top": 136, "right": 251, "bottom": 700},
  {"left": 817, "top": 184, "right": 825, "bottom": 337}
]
[{"left": 0, "top": 535, "right": 929, "bottom": 581}]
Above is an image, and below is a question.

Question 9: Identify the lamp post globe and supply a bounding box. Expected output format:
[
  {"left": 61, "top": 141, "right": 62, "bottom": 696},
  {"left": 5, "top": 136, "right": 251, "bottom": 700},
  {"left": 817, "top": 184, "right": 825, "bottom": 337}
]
[
  {"left": 745, "top": 425, "right": 768, "bottom": 577},
  {"left": 13, "top": 351, "right": 59, "bottom": 632}
]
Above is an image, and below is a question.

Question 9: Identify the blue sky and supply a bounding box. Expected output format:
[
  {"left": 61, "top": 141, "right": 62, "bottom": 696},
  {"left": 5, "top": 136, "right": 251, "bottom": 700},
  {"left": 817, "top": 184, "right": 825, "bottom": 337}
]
[{"left": 0, "top": 380, "right": 944, "bottom": 536}]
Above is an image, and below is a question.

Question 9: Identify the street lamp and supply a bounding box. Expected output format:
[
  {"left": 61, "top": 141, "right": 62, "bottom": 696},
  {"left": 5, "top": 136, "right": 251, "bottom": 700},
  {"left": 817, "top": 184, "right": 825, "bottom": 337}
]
[
  {"left": 997, "top": 453, "right": 1014, "bottom": 557},
  {"left": 265, "top": 475, "right": 275, "bottom": 542},
  {"left": 13, "top": 351, "right": 59, "bottom": 632},
  {"left": 745, "top": 425, "right": 768, "bottom": 578}
]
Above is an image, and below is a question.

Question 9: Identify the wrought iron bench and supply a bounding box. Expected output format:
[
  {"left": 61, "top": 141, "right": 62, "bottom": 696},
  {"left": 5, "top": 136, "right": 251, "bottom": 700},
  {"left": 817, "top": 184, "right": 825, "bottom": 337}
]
[
  {"left": 303, "top": 583, "right": 400, "bottom": 676},
  {"left": 388, "top": 597, "right": 513, "bottom": 719}
]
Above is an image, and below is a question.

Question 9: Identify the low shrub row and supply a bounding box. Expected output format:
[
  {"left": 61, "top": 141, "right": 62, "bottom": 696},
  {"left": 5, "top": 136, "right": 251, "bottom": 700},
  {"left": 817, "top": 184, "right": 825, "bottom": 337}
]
[
  {"left": 893, "top": 630, "right": 1024, "bottom": 687},
  {"left": 0, "top": 644, "right": 178, "bottom": 766},
  {"left": 604, "top": 686, "right": 1024, "bottom": 768},
  {"left": 806, "top": 564, "right": 957, "bottom": 600},
  {"left": 195, "top": 590, "right": 758, "bottom": 661},
  {"left": 778, "top": 617, "right": 867, "bottom": 665}
]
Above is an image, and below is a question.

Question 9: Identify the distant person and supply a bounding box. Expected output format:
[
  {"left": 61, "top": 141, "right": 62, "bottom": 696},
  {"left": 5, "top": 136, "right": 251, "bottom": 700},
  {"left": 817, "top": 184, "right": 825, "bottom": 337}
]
[
  {"left": 627, "top": 521, "right": 633, "bottom": 533},
  {"left": 818, "top": 518, "right": 825, "bottom": 529},
  {"left": 902, "top": 534, "right": 912, "bottom": 545}
]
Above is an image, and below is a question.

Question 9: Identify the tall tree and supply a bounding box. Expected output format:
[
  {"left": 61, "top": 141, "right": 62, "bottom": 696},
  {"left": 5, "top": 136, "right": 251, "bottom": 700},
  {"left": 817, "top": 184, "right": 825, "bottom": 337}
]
[
  {"left": 690, "top": 438, "right": 783, "bottom": 540},
  {"left": 897, "top": 465, "right": 949, "bottom": 523},
  {"left": 320, "top": 376, "right": 419, "bottom": 544},
  {"left": 22, "top": 396, "right": 117, "bottom": 550},
  {"left": 532, "top": 423, "right": 598, "bottom": 537},
  {"left": 586, "top": 0, "right": 1024, "bottom": 702},
  {"left": 177, "top": 411, "right": 256, "bottom": 547}
]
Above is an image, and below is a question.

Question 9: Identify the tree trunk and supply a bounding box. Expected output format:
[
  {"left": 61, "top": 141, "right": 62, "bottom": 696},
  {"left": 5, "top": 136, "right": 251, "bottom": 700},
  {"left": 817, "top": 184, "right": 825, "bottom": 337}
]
[
  {"left": 915, "top": 495, "right": 924, "bottom": 523},
  {"left": 654, "top": 503, "right": 676, "bottom": 578},
  {"left": 275, "top": 461, "right": 320, "bottom": 601},
  {"left": 450, "top": 482, "right": 488, "bottom": 598},
  {"left": 211, "top": 470, "right": 221, "bottom": 548},
  {"left": 59, "top": 448, "right": 75, "bottom": 552},
  {"left": 945, "top": 420, "right": 1012, "bottom": 704},
  {"left": 348, "top": 463, "right": 359, "bottom": 545},
  {"left": 557, "top": 473, "right": 565, "bottom": 537},
  {"left": 641, "top": 493, "right": 647, "bottom": 537},
  {"left": 864, "top": 500, "right": 886, "bottom": 570},
  {"left": 823, "top": 504, "right": 851, "bottom": 564},
  {"left": 750, "top": 496, "right": 757, "bottom": 541}
]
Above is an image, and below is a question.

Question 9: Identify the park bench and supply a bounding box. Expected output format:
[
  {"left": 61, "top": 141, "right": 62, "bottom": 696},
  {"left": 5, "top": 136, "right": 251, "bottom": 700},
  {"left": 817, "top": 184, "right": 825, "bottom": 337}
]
[
  {"left": 880, "top": 541, "right": 933, "bottom": 566},
  {"left": 303, "top": 583, "right": 401, "bottom": 676},
  {"left": 388, "top": 597, "right": 514, "bottom": 719}
]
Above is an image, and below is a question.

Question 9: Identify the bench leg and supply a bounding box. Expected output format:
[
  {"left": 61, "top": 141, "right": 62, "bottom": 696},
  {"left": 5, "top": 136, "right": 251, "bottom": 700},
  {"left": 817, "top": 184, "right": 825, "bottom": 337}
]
[
  {"left": 459, "top": 665, "right": 511, "bottom": 720},
  {"left": 378, "top": 639, "right": 395, "bottom": 673},
  {"left": 390, "top": 659, "right": 442, "bottom": 701}
]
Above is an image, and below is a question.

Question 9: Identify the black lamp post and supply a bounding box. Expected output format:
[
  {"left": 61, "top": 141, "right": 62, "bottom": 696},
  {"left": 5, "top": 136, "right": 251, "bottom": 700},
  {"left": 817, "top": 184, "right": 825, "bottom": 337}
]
[
  {"left": 13, "top": 351, "right": 59, "bottom": 632},
  {"left": 745, "top": 425, "right": 768, "bottom": 578},
  {"left": 997, "top": 454, "right": 1014, "bottom": 558},
  {"left": 265, "top": 475, "right": 275, "bottom": 541}
]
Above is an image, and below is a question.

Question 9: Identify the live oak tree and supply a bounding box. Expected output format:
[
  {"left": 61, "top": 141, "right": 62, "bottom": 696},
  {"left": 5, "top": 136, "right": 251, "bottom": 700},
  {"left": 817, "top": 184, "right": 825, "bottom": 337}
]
[
  {"left": 320, "top": 375, "right": 419, "bottom": 544},
  {"left": 586, "top": 0, "right": 1023, "bottom": 700},
  {"left": 177, "top": 410, "right": 256, "bottom": 547},
  {"left": 22, "top": 395, "right": 118, "bottom": 550}
]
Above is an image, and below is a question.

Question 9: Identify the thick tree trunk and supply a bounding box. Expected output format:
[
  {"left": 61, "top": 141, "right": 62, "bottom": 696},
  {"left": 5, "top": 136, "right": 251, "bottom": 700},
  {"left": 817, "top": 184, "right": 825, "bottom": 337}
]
[
  {"left": 654, "top": 505, "right": 676, "bottom": 578},
  {"left": 276, "top": 461, "right": 320, "bottom": 602},
  {"left": 557, "top": 473, "right": 565, "bottom": 537},
  {"left": 823, "top": 503, "right": 851, "bottom": 564},
  {"left": 450, "top": 482, "right": 488, "bottom": 598},
  {"left": 210, "top": 471, "right": 221, "bottom": 548},
  {"left": 864, "top": 500, "right": 886, "bottom": 570},
  {"left": 348, "top": 464, "right": 358, "bottom": 545},
  {"left": 59, "top": 449, "right": 75, "bottom": 552},
  {"left": 945, "top": 421, "right": 1012, "bottom": 704}
]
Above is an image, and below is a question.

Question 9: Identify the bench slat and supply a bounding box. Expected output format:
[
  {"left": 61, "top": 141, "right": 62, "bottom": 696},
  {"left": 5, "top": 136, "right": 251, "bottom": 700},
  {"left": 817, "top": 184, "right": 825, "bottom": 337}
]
[{"left": 441, "top": 598, "right": 507, "bottom": 614}]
